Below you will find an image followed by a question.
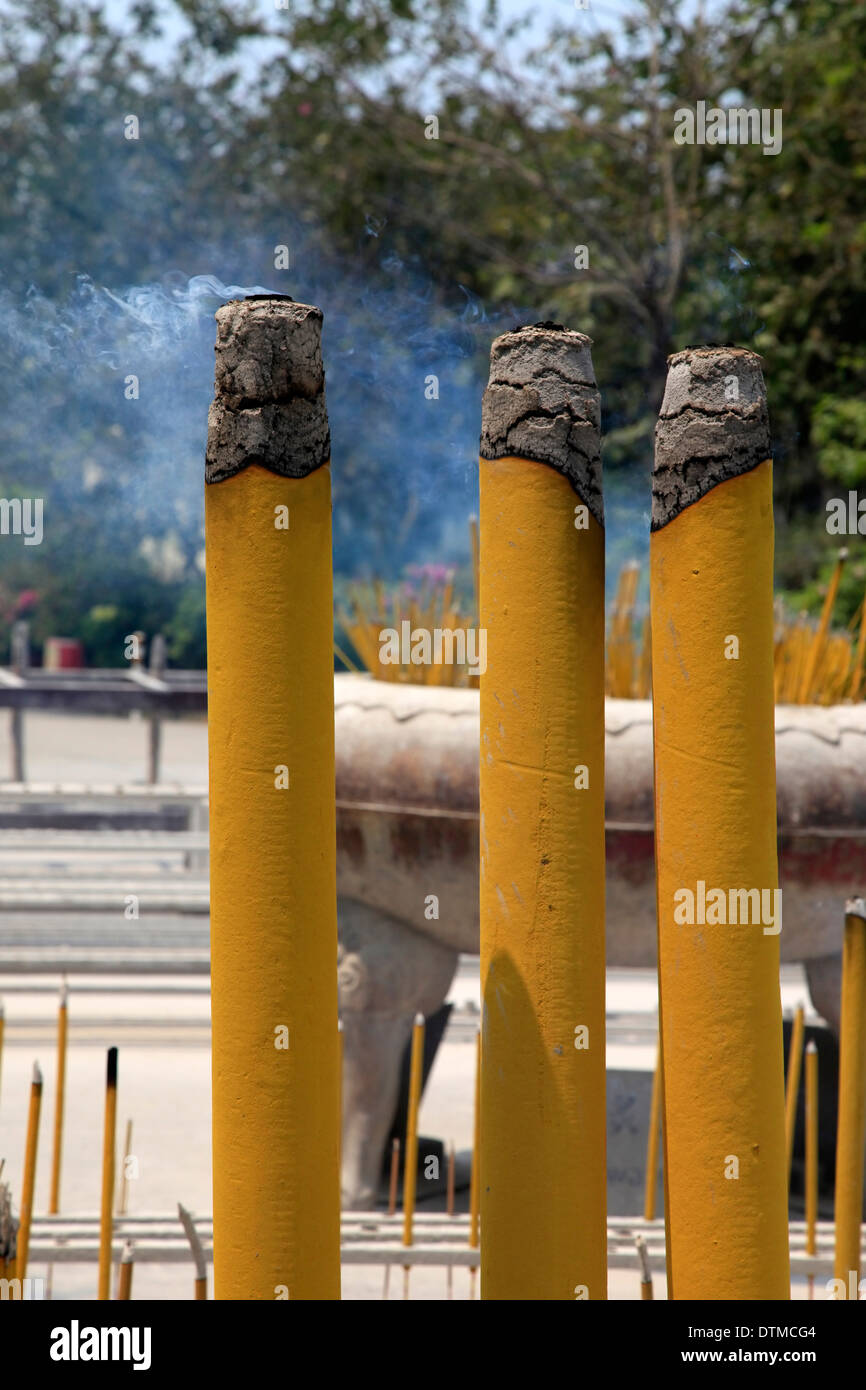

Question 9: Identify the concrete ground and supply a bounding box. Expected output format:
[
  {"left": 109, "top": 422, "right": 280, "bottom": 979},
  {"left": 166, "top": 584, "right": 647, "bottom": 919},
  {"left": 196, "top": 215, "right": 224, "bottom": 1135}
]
[{"left": 0, "top": 710, "right": 823, "bottom": 1299}]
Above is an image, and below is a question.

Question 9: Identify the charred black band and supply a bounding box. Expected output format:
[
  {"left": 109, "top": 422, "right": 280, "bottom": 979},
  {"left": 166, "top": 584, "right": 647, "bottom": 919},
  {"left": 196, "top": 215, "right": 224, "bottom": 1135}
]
[
  {"left": 652, "top": 346, "right": 771, "bottom": 530},
  {"left": 479, "top": 324, "right": 603, "bottom": 525},
  {"left": 106, "top": 1046, "right": 118, "bottom": 1087},
  {"left": 205, "top": 297, "right": 330, "bottom": 483}
]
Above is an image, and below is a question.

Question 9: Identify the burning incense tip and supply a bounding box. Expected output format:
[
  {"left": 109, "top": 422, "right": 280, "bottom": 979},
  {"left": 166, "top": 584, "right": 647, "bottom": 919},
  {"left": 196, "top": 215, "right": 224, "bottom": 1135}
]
[
  {"left": 121, "top": 1240, "right": 134, "bottom": 1264},
  {"left": 806, "top": 1040, "right": 818, "bottom": 1054},
  {"left": 480, "top": 323, "right": 602, "bottom": 525},
  {"left": 844, "top": 897, "right": 866, "bottom": 920},
  {"left": 206, "top": 297, "right": 329, "bottom": 483},
  {"left": 32, "top": 1061, "right": 42, "bottom": 1085},
  {"left": 106, "top": 1047, "right": 118, "bottom": 1087},
  {"left": 413, "top": 1012, "right": 425, "bottom": 1028},
  {"left": 652, "top": 345, "right": 770, "bottom": 530},
  {"left": 59, "top": 980, "right": 68, "bottom": 1007}
]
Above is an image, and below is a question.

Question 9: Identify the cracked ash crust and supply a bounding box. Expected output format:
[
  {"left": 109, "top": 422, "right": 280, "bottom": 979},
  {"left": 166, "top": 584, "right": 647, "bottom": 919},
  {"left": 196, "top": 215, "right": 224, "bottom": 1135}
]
[
  {"left": 652, "top": 346, "right": 771, "bottom": 529},
  {"left": 205, "top": 298, "right": 330, "bottom": 483},
  {"left": 479, "top": 324, "right": 603, "bottom": 526}
]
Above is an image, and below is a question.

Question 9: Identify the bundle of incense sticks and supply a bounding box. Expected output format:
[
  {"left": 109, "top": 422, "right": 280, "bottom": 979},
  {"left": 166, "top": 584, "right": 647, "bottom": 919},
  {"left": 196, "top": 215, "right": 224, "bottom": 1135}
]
[
  {"left": 336, "top": 572, "right": 480, "bottom": 688},
  {"left": 339, "top": 540, "right": 864, "bottom": 705}
]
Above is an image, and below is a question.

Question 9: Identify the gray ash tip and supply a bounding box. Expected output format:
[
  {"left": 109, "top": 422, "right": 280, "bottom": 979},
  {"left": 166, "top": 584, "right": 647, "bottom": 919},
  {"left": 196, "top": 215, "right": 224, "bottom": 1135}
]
[
  {"left": 653, "top": 346, "right": 771, "bottom": 529},
  {"left": 480, "top": 324, "right": 603, "bottom": 525},
  {"left": 206, "top": 297, "right": 330, "bottom": 483}
]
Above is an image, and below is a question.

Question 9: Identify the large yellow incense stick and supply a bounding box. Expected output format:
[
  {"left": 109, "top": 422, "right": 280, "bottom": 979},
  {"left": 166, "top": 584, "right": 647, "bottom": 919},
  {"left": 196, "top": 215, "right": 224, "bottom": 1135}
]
[
  {"left": 651, "top": 347, "right": 789, "bottom": 1300},
  {"left": 644, "top": 1041, "right": 662, "bottom": 1221},
  {"left": 16, "top": 1061, "right": 42, "bottom": 1279},
  {"left": 49, "top": 982, "right": 68, "bottom": 1214},
  {"left": 401, "top": 1012, "right": 425, "bottom": 1298},
  {"left": 833, "top": 898, "right": 866, "bottom": 1294},
  {"left": 784, "top": 1004, "right": 805, "bottom": 1181},
  {"left": 98, "top": 1046, "right": 118, "bottom": 1300},
  {"left": 805, "top": 1040, "right": 818, "bottom": 1300},
  {"left": 479, "top": 324, "right": 606, "bottom": 1300},
  {"left": 205, "top": 296, "right": 340, "bottom": 1300}
]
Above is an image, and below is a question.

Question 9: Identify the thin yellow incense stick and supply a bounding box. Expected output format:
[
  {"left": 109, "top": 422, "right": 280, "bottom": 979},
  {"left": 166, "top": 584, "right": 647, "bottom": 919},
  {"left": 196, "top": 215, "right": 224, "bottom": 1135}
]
[
  {"left": 117, "top": 1241, "right": 134, "bottom": 1301},
  {"left": 333, "top": 639, "right": 363, "bottom": 674},
  {"left": 799, "top": 549, "right": 846, "bottom": 703},
  {"left": 785, "top": 1005, "right": 805, "bottom": 1182},
  {"left": 469, "top": 515, "right": 480, "bottom": 619},
  {"left": 17, "top": 1061, "right": 43, "bottom": 1279},
  {"left": 98, "top": 1047, "right": 118, "bottom": 1300},
  {"left": 805, "top": 1041, "right": 818, "bottom": 1302},
  {"left": 644, "top": 1042, "right": 662, "bottom": 1221},
  {"left": 401, "top": 1014, "right": 425, "bottom": 1299},
  {"left": 636, "top": 1234, "right": 654, "bottom": 1300},
  {"left": 833, "top": 899, "right": 866, "bottom": 1295},
  {"left": 49, "top": 982, "right": 68, "bottom": 1214}
]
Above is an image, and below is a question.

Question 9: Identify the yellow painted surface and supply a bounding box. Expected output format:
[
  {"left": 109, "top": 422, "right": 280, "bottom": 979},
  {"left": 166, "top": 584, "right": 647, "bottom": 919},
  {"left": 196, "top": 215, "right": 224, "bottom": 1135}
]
[
  {"left": 479, "top": 454, "right": 607, "bottom": 1301},
  {"left": 16, "top": 1077, "right": 42, "bottom": 1279},
  {"left": 833, "top": 912, "right": 866, "bottom": 1286},
  {"left": 205, "top": 464, "right": 340, "bottom": 1301},
  {"left": 49, "top": 1000, "right": 68, "bottom": 1214},
  {"left": 651, "top": 460, "right": 790, "bottom": 1300},
  {"left": 98, "top": 1077, "right": 117, "bottom": 1300}
]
